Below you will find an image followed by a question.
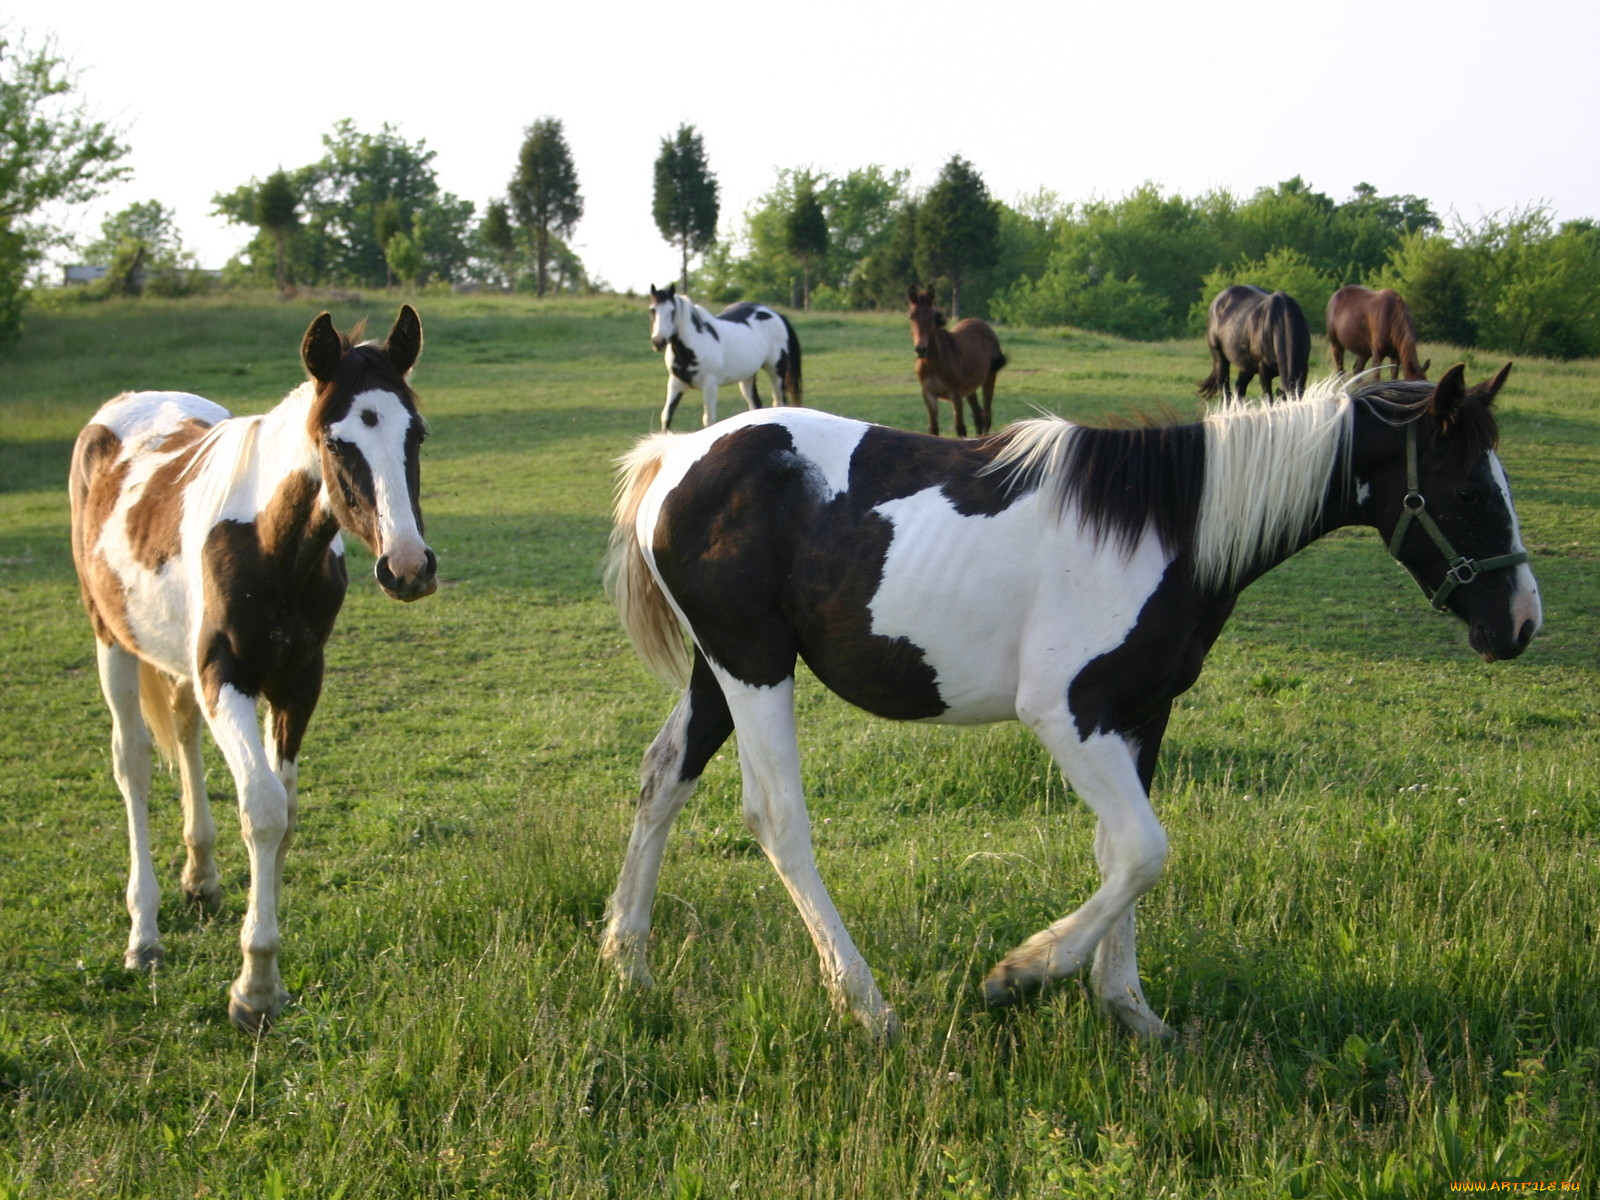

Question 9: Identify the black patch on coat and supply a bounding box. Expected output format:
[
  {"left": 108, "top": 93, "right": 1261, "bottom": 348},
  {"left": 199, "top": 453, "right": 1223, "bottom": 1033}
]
[
  {"left": 689, "top": 309, "right": 718, "bottom": 339},
  {"left": 1066, "top": 559, "right": 1236, "bottom": 743},
  {"left": 679, "top": 649, "right": 735, "bottom": 781},
  {"left": 652, "top": 420, "right": 1033, "bottom": 718},
  {"left": 668, "top": 336, "right": 699, "bottom": 386},
  {"left": 717, "top": 302, "right": 763, "bottom": 325}
]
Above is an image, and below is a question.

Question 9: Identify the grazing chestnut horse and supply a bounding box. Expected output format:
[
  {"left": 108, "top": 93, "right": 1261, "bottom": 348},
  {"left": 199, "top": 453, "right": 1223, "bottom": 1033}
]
[
  {"left": 69, "top": 307, "right": 436, "bottom": 1031},
  {"left": 907, "top": 284, "right": 1007, "bottom": 436},
  {"left": 1198, "top": 285, "right": 1311, "bottom": 401},
  {"left": 1327, "top": 285, "right": 1430, "bottom": 380}
]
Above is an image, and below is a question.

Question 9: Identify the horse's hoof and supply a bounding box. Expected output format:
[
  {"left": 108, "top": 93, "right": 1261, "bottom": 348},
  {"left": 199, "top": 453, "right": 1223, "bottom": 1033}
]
[
  {"left": 184, "top": 884, "right": 223, "bottom": 913},
  {"left": 981, "top": 963, "right": 1035, "bottom": 1008},
  {"left": 228, "top": 990, "right": 288, "bottom": 1034},
  {"left": 1100, "top": 994, "right": 1176, "bottom": 1042},
  {"left": 125, "top": 944, "right": 164, "bottom": 970}
]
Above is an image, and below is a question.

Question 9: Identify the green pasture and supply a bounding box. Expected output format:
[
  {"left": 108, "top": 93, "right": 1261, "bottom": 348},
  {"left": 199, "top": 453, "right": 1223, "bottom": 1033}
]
[{"left": 1, "top": 293, "right": 1596, "bottom": 1198}]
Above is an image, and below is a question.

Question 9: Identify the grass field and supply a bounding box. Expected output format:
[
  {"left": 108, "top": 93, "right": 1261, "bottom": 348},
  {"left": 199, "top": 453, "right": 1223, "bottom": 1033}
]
[{"left": 1, "top": 292, "right": 1596, "bottom": 1198}]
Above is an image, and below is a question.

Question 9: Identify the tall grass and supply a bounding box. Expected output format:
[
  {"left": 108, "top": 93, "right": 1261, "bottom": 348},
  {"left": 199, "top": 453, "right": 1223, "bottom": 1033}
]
[{"left": 1, "top": 293, "right": 1595, "bottom": 1197}]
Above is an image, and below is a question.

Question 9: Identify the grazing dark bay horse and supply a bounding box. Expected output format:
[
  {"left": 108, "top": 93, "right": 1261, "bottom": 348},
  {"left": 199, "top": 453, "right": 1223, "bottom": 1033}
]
[
  {"left": 908, "top": 284, "right": 1007, "bottom": 436},
  {"left": 648, "top": 283, "right": 802, "bottom": 429},
  {"left": 69, "top": 307, "right": 436, "bottom": 1031},
  {"left": 1198, "top": 285, "right": 1311, "bottom": 400},
  {"left": 1327, "top": 285, "right": 1430, "bottom": 380},
  {"left": 603, "top": 365, "right": 1538, "bottom": 1039}
]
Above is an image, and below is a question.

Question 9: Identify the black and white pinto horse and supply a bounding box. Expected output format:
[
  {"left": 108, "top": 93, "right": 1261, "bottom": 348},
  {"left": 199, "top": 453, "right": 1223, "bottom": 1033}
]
[
  {"left": 69, "top": 307, "right": 436, "bottom": 1031},
  {"left": 648, "top": 283, "right": 802, "bottom": 429},
  {"left": 604, "top": 364, "right": 1539, "bottom": 1039}
]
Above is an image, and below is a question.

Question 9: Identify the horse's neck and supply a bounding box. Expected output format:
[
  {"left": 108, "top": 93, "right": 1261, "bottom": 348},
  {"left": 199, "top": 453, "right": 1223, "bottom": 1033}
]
[{"left": 212, "top": 384, "right": 336, "bottom": 557}]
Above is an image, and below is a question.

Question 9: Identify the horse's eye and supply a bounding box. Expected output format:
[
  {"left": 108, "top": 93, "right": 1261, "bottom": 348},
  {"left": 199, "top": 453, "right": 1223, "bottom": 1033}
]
[
  {"left": 1457, "top": 488, "right": 1484, "bottom": 506},
  {"left": 326, "top": 440, "right": 346, "bottom": 459}
]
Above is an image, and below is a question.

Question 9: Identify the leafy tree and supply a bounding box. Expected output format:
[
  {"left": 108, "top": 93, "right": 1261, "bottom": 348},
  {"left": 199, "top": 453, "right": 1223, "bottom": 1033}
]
[
  {"left": 478, "top": 199, "right": 516, "bottom": 289},
  {"left": 81, "top": 200, "right": 195, "bottom": 297},
  {"left": 784, "top": 176, "right": 829, "bottom": 308},
  {"left": 653, "top": 124, "right": 718, "bottom": 291},
  {"left": 253, "top": 170, "right": 299, "bottom": 292},
  {"left": 915, "top": 156, "right": 1000, "bottom": 319},
  {"left": 215, "top": 121, "right": 473, "bottom": 290},
  {"left": 1369, "top": 230, "right": 1478, "bottom": 347},
  {"left": 508, "top": 117, "right": 583, "bottom": 297},
  {"left": 0, "top": 31, "right": 129, "bottom": 343}
]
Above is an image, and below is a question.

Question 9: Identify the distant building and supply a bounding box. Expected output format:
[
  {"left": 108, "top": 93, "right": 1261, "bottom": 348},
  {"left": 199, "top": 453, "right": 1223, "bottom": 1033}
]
[{"left": 63, "top": 264, "right": 110, "bottom": 286}]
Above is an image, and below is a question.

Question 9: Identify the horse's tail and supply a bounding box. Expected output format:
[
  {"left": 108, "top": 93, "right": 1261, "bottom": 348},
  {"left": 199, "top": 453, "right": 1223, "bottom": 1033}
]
[
  {"left": 1197, "top": 361, "right": 1224, "bottom": 399},
  {"left": 781, "top": 314, "right": 803, "bottom": 406},
  {"left": 137, "top": 660, "right": 194, "bottom": 765},
  {"left": 604, "top": 435, "right": 691, "bottom": 689},
  {"left": 991, "top": 351, "right": 1008, "bottom": 374},
  {"left": 1274, "top": 295, "right": 1312, "bottom": 397}
]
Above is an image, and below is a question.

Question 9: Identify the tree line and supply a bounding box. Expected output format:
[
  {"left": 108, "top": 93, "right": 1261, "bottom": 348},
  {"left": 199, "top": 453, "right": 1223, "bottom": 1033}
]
[{"left": 4, "top": 29, "right": 1597, "bottom": 361}]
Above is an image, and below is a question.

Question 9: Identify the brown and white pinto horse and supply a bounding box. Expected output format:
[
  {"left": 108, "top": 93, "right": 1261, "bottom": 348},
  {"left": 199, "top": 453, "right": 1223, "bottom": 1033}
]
[
  {"left": 68, "top": 306, "right": 436, "bottom": 1031},
  {"left": 908, "top": 284, "right": 1006, "bottom": 436},
  {"left": 604, "top": 365, "right": 1539, "bottom": 1040},
  {"left": 1327, "top": 285, "right": 1430, "bottom": 380}
]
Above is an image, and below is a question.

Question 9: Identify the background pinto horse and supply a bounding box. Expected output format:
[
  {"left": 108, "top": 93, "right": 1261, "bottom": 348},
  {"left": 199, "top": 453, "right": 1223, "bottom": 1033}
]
[
  {"left": 648, "top": 283, "right": 802, "bottom": 429},
  {"left": 602, "top": 367, "right": 1538, "bottom": 1040},
  {"left": 907, "top": 284, "right": 1006, "bottom": 436},
  {"left": 1198, "top": 285, "right": 1311, "bottom": 400},
  {"left": 68, "top": 307, "right": 436, "bottom": 1031},
  {"left": 1327, "top": 285, "right": 1430, "bottom": 380}
]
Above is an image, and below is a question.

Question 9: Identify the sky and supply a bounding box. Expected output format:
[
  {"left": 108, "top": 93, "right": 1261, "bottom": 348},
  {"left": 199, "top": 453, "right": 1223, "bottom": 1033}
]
[{"left": 12, "top": 0, "right": 1600, "bottom": 294}]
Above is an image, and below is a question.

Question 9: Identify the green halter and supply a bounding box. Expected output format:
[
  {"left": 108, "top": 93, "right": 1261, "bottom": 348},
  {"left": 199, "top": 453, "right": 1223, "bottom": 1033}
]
[{"left": 1387, "top": 421, "right": 1529, "bottom": 611}]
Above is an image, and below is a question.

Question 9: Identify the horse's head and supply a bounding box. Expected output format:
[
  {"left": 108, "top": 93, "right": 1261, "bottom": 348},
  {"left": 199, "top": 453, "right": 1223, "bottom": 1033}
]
[
  {"left": 648, "top": 283, "right": 678, "bottom": 352},
  {"left": 907, "top": 284, "right": 944, "bottom": 358},
  {"left": 1354, "top": 363, "right": 1540, "bottom": 661},
  {"left": 302, "top": 305, "right": 437, "bottom": 602}
]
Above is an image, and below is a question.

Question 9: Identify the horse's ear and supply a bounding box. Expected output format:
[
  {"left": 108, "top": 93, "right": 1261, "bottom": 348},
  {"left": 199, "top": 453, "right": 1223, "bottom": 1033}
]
[
  {"left": 1426, "top": 363, "right": 1468, "bottom": 429},
  {"left": 666, "top": 282, "right": 676, "bottom": 298},
  {"left": 385, "top": 304, "right": 423, "bottom": 376},
  {"left": 1467, "top": 361, "right": 1512, "bottom": 408},
  {"left": 907, "top": 283, "right": 920, "bottom": 304},
  {"left": 1421, "top": 358, "right": 1431, "bottom": 376},
  {"left": 301, "top": 312, "right": 343, "bottom": 384}
]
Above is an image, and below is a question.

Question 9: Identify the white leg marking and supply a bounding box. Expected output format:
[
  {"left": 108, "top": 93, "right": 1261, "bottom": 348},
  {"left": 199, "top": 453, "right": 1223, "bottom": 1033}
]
[
  {"left": 601, "top": 695, "right": 699, "bottom": 987},
  {"left": 716, "top": 670, "right": 898, "bottom": 1039},
  {"left": 701, "top": 380, "right": 719, "bottom": 428},
  {"left": 1089, "top": 822, "right": 1174, "bottom": 1040},
  {"left": 987, "top": 710, "right": 1168, "bottom": 1031},
  {"left": 205, "top": 684, "right": 290, "bottom": 1029},
  {"left": 97, "top": 642, "right": 162, "bottom": 969},
  {"left": 173, "top": 682, "right": 220, "bottom": 908}
]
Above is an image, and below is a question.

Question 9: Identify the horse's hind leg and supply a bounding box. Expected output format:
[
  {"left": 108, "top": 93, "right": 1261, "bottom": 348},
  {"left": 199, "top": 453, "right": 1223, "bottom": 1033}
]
[
  {"left": 701, "top": 381, "right": 719, "bottom": 427},
  {"left": 718, "top": 668, "right": 897, "bottom": 1039},
  {"left": 985, "top": 706, "right": 1169, "bottom": 1038},
  {"left": 965, "top": 393, "right": 985, "bottom": 438},
  {"left": 978, "top": 376, "right": 997, "bottom": 436},
  {"left": 171, "top": 679, "right": 221, "bottom": 909},
  {"left": 96, "top": 641, "right": 162, "bottom": 969},
  {"left": 951, "top": 396, "right": 968, "bottom": 439},
  {"left": 922, "top": 387, "right": 941, "bottom": 437},
  {"left": 602, "top": 651, "right": 733, "bottom": 988}
]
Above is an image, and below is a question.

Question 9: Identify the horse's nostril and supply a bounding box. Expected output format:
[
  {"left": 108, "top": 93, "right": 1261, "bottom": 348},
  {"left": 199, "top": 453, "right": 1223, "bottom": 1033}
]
[{"left": 1517, "top": 619, "right": 1535, "bottom": 648}]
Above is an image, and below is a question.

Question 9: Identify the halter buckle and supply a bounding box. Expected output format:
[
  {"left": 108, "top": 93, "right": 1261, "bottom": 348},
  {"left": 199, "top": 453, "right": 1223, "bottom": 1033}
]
[
  {"left": 1446, "top": 559, "right": 1479, "bottom": 586},
  {"left": 1401, "top": 491, "right": 1426, "bottom": 512}
]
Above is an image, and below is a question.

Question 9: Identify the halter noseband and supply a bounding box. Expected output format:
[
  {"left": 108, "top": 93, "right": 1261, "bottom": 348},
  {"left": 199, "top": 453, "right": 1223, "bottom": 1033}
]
[{"left": 1386, "top": 421, "right": 1528, "bottom": 611}]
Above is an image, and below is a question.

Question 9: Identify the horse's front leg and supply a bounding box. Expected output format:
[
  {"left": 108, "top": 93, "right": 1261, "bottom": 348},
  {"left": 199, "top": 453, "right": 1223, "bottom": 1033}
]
[
  {"left": 1259, "top": 368, "right": 1278, "bottom": 401},
  {"left": 1234, "top": 368, "right": 1255, "bottom": 399},
  {"left": 738, "top": 376, "right": 764, "bottom": 411},
  {"left": 602, "top": 651, "right": 733, "bottom": 987},
  {"left": 660, "top": 376, "right": 688, "bottom": 431},
  {"left": 203, "top": 680, "right": 293, "bottom": 1032},
  {"left": 922, "top": 387, "right": 941, "bottom": 436},
  {"left": 964, "top": 392, "right": 985, "bottom": 438},
  {"left": 701, "top": 380, "right": 719, "bottom": 427},
  {"left": 718, "top": 669, "right": 897, "bottom": 1040},
  {"left": 95, "top": 641, "right": 162, "bottom": 968},
  {"left": 985, "top": 711, "right": 1169, "bottom": 1040},
  {"left": 951, "top": 394, "right": 968, "bottom": 439}
]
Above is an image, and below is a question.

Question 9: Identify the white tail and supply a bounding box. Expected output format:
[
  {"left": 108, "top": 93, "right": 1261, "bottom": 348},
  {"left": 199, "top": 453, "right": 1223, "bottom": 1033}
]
[
  {"left": 136, "top": 660, "right": 184, "bottom": 764},
  {"left": 604, "top": 435, "right": 691, "bottom": 688}
]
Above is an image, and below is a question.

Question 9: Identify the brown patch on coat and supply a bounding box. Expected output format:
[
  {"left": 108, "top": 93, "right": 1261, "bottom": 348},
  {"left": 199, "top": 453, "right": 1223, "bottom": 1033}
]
[
  {"left": 195, "top": 470, "right": 343, "bottom": 714},
  {"left": 68, "top": 423, "right": 139, "bottom": 649},
  {"left": 125, "top": 419, "right": 214, "bottom": 572}
]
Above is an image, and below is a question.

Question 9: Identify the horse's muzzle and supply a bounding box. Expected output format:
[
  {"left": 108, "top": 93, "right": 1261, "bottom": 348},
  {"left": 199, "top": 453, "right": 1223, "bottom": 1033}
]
[
  {"left": 651, "top": 337, "right": 667, "bottom": 352},
  {"left": 913, "top": 343, "right": 928, "bottom": 358},
  {"left": 376, "top": 548, "right": 438, "bottom": 602}
]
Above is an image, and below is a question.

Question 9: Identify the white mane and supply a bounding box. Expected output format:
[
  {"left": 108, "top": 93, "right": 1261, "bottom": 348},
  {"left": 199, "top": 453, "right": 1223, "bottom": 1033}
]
[{"left": 986, "top": 375, "right": 1354, "bottom": 591}]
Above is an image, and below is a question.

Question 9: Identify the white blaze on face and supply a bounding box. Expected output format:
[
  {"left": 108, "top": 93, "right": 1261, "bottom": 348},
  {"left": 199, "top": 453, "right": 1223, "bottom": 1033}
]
[
  {"left": 326, "top": 388, "right": 429, "bottom": 578},
  {"left": 651, "top": 299, "right": 676, "bottom": 344},
  {"left": 1487, "top": 451, "right": 1543, "bottom": 634}
]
